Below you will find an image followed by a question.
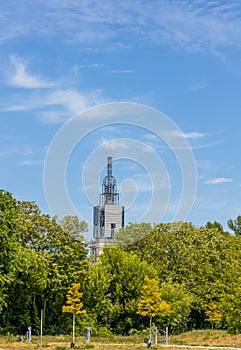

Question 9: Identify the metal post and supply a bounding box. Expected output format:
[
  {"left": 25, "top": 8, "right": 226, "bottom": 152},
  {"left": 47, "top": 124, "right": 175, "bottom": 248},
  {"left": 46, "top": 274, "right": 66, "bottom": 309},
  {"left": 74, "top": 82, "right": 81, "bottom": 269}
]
[
  {"left": 165, "top": 326, "right": 168, "bottom": 346},
  {"left": 86, "top": 327, "right": 91, "bottom": 342},
  {"left": 236, "top": 329, "right": 238, "bottom": 350},
  {"left": 40, "top": 309, "right": 43, "bottom": 350},
  {"left": 28, "top": 326, "right": 32, "bottom": 342},
  {"left": 72, "top": 313, "right": 75, "bottom": 345},
  {"left": 155, "top": 326, "right": 158, "bottom": 345},
  {"left": 149, "top": 317, "right": 152, "bottom": 345}
]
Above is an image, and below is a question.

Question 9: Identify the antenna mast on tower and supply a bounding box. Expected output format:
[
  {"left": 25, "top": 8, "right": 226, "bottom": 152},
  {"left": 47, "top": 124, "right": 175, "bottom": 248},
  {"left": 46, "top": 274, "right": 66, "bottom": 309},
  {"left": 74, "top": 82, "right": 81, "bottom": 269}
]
[{"left": 100, "top": 155, "right": 119, "bottom": 206}]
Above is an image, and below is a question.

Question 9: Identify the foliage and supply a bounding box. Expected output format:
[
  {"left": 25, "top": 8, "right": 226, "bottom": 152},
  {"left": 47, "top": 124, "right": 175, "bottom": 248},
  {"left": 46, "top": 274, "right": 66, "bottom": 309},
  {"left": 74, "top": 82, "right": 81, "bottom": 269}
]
[
  {"left": 62, "top": 283, "right": 86, "bottom": 344},
  {"left": 137, "top": 276, "right": 170, "bottom": 340},
  {"left": 57, "top": 215, "right": 88, "bottom": 240},
  {"left": 130, "top": 222, "right": 233, "bottom": 329},
  {"left": 227, "top": 216, "right": 241, "bottom": 235},
  {"left": 114, "top": 222, "right": 153, "bottom": 247},
  {"left": 205, "top": 221, "right": 224, "bottom": 232},
  {"left": 137, "top": 277, "right": 170, "bottom": 319},
  {"left": 83, "top": 247, "right": 157, "bottom": 334},
  {"left": 2, "top": 188, "right": 241, "bottom": 336},
  {"left": 62, "top": 283, "right": 86, "bottom": 315},
  {"left": 205, "top": 302, "right": 222, "bottom": 329},
  {"left": 158, "top": 281, "right": 193, "bottom": 333},
  {"left": 0, "top": 191, "right": 89, "bottom": 335},
  {"left": 0, "top": 190, "right": 21, "bottom": 312},
  {"left": 217, "top": 235, "right": 241, "bottom": 333},
  {"left": 62, "top": 283, "right": 86, "bottom": 316}
]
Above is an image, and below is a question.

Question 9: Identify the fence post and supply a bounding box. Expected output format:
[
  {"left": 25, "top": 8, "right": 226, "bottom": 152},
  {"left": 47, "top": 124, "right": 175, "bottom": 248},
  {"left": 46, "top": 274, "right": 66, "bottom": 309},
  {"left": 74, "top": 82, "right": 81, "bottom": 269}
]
[{"left": 165, "top": 326, "right": 168, "bottom": 346}]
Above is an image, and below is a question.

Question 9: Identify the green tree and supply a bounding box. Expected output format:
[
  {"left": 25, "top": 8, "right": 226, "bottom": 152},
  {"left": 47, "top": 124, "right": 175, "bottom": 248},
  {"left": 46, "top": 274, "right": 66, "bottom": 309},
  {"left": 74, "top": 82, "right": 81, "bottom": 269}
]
[
  {"left": 220, "top": 278, "right": 241, "bottom": 333},
  {"left": 130, "top": 222, "right": 232, "bottom": 329},
  {"left": 1, "top": 199, "right": 88, "bottom": 334},
  {"left": 0, "top": 190, "right": 21, "bottom": 314},
  {"left": 0, "top": 191, "right": 90, "bottom": 335},
  {"left": 227, "top": 216, "right": 241, "bottom": 235},
  {"left": 82, "top": 262, "right": 113, "bottom": 327},
  {"left": 137, "top": 277, "right": 170, "bottom": 340},
  {"left": 62, "top": 283, "right": 86, "bottom": 345},
  {"left": 159, "top": 281, "right": 193, "bottom": 333},
  {"left": 57, "top": 215, "right": 88, "bottom": 241},
  {"left": 219, "top": 236, "right": 241, "bottom": 333},
  {"left": 205, "top": 221, "right": 224, "bottom": 232},
  {"left": 114, "top": 222, "right": 152, "bottom": 247},
  {"left": 85, "top": 247, "right": 158, "bottom": 334}
]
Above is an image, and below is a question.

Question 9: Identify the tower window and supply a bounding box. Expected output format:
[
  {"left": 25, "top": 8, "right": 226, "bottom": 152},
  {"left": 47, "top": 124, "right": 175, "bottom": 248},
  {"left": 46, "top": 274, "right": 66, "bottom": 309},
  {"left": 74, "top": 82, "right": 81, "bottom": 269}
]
[{"left": 111, "top": 223, "right": 116, "bottom": 238}]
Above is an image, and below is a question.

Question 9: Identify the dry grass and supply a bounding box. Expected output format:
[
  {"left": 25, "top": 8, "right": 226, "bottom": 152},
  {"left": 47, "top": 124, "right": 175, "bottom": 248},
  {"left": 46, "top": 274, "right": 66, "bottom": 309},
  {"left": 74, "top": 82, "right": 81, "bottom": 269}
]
[
  {"left": 170, "top": 330, "right": 238, "bottom": 347},
  {"left": 0, "top": 330, "right": 240, "bottom": 350}
]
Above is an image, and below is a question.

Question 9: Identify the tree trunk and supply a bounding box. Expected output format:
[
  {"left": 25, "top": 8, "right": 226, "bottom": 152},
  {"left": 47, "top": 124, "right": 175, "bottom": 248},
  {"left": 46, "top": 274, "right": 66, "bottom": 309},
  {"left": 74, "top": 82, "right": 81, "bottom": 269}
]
[
  {"left": 149, "top": 316, "right": 152, "bottom": 342},
  {"left": 72, "top": 313, "right": 75, "bottom": 344}
]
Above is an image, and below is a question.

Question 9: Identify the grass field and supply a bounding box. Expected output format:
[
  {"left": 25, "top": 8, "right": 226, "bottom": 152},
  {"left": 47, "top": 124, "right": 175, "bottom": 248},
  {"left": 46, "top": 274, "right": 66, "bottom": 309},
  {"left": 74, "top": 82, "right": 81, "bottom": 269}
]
[{"left": 0, "top": 330, "right": 239, "bottom": 350}]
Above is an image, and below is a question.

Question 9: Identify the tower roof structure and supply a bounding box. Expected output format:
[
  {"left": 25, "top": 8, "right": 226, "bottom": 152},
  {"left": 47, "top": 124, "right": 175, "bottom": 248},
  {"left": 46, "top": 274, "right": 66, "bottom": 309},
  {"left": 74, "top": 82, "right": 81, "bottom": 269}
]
[{"left": 100, "top": 155, "right": 119, "bottom": 206}]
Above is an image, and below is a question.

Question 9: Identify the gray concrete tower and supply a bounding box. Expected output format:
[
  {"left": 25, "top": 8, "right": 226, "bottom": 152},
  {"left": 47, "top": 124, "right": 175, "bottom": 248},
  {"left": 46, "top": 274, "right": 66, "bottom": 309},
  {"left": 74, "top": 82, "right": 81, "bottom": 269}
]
[{"left": 90, "top": 155, "right": 124, "bottom": 258}]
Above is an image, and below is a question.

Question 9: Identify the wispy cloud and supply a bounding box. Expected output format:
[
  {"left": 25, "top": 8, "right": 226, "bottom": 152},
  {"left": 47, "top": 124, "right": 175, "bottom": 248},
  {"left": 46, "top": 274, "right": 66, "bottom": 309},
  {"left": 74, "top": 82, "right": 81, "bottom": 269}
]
[
  {"left": 19, "top": 159, "right": 43, "bottom": 166},
  {"left": 73, "top": 63, "right": 106, "bottom": 76},
  {"left": 8, "top": 55, "right": 53, "bottom": 89},
  {"left": 0, "top": 144, "right": 34, "bottom": 158},
  {"left": 188, "top": 78, "right": 208, "bottom": 91},
  {"left": 205, "top": 177, "right": 233, "bottom": 185},
  {"left": 101, "top": 138, "right": 154, "bottom": 153},
  {"left": 102, "top": 139, "right": 130, "bottom": 150},
  {"left": 171, "top": 130, "right": 206, "bottom": 139},
  {"left": 107, "top": 69, "right": 135, "bottom": 74},
  {"left": 1, "top": 1, "right": 241, "bottom": 56},
  {"left": 2, "top": 88, "right": 106, "bottom": 123}
]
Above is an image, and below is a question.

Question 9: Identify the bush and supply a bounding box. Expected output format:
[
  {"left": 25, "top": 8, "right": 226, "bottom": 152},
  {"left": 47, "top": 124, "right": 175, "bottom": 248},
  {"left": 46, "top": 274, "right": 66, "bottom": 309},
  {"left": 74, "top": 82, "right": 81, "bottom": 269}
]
[
  {"left": 128, "top": 328, "right": 139, "bottom": 335},
  {"left": 96, "top": 326, "right": 112, "bottom": 337}
]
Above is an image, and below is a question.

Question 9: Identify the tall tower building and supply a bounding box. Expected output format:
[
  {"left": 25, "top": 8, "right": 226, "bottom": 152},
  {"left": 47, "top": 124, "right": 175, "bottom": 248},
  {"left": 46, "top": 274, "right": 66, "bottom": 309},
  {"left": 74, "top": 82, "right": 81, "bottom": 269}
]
[{"left": 90, "top": 155, "right": 124, "bottom": 258}]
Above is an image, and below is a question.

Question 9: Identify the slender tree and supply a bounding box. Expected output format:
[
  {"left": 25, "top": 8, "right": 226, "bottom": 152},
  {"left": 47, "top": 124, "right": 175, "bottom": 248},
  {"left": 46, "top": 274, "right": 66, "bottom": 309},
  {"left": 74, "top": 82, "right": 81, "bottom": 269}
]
[
  {"left": 205, "top": 302, "right": 221, "bottom": 330},
  {"left": 62, "top": 283, "right": 86, "bottom": 346},
  {"left": 137, "top": 277, "right": 170, "bottom": 341}
]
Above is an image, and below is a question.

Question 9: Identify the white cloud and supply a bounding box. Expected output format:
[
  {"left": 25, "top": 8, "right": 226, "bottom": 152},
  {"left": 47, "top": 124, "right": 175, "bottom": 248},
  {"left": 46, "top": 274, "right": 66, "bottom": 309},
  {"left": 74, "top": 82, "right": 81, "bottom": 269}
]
[
  {"left": 38, "top": 111, "right": 69, "bottom": 124},
  {"left": 49, "top": 89, "right": 103, "bottom": 115},
  {"left": 188, "top": 78, "right": 208, "bottom": 91},
  {"left": 102, "top": 140, "right": 129, "bottom": 150},
  {"left": 8, "top": 55, "right": 53, "bottom": 89},
  {"left": 171, "top": 130, "right": 206, "bottom": 139},
  {"left": 19, "top": 159, "right": 43, "bottom": 166},
  {"left": 2, "top": 1, "right": 241, "bottom": 55},
  {"left": 101, "top": 139, "right": 155, "bottom": 155},
  {"left": 107, "top": 69, "right": 135, "bottom": 74},
  {"left": 2, "top": 88, "right": 106, "bottom": 123},
  {"left": 205, "top": 177, "right": 233, "bottom": 184}
]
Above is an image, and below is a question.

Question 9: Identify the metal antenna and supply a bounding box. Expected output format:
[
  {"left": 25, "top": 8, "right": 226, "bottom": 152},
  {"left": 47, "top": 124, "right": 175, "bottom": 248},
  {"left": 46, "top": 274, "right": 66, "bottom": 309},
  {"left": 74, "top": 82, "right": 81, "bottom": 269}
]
[{"left": 100, "top": 155, "right": 119, "bottom": 206}]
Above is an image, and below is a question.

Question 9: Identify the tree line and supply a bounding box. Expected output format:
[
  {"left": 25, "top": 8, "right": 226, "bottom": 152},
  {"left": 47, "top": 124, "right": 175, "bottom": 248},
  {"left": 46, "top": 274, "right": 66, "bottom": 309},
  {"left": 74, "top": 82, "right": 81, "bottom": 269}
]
[{"left": 0, "top": 189, "right": 241, "bottom": 336}]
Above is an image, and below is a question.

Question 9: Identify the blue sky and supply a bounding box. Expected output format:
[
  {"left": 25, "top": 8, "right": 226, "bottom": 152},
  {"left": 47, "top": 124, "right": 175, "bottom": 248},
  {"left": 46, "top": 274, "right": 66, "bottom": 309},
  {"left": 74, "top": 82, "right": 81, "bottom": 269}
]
[{"left": 1, "top": 0, "right": 241, "bottom": 237}]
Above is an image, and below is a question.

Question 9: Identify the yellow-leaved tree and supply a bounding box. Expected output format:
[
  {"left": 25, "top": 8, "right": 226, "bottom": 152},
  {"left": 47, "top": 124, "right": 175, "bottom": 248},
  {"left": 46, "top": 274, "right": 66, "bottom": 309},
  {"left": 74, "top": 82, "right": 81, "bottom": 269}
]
[
  {"left": 205, "top": 302, "right": 222, "bottom": 329},
  {"left": 137, "top": 277, "right": 171, "bottom": 341},
  {"left": 62, "top": 283, "right": 86, "bottom": 346}
]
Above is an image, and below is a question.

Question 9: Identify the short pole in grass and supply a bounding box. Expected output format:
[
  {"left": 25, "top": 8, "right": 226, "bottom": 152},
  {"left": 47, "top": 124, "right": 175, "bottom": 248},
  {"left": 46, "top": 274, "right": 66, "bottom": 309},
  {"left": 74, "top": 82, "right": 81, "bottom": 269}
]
[
  {"left": 154, "top": 326, "right": 158, "bottom": 345},
  {"left": 86, "top": 326, "right": 91, "bottom": 342},
  {"left": 236, "top": 328, "right": 238, "bottom": 350},
  {"left": 40, "top": 309, "right": 43, "bottom": 350},
  {"left": 165, "top": 326, "right": 168, "bottom": 346}
]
